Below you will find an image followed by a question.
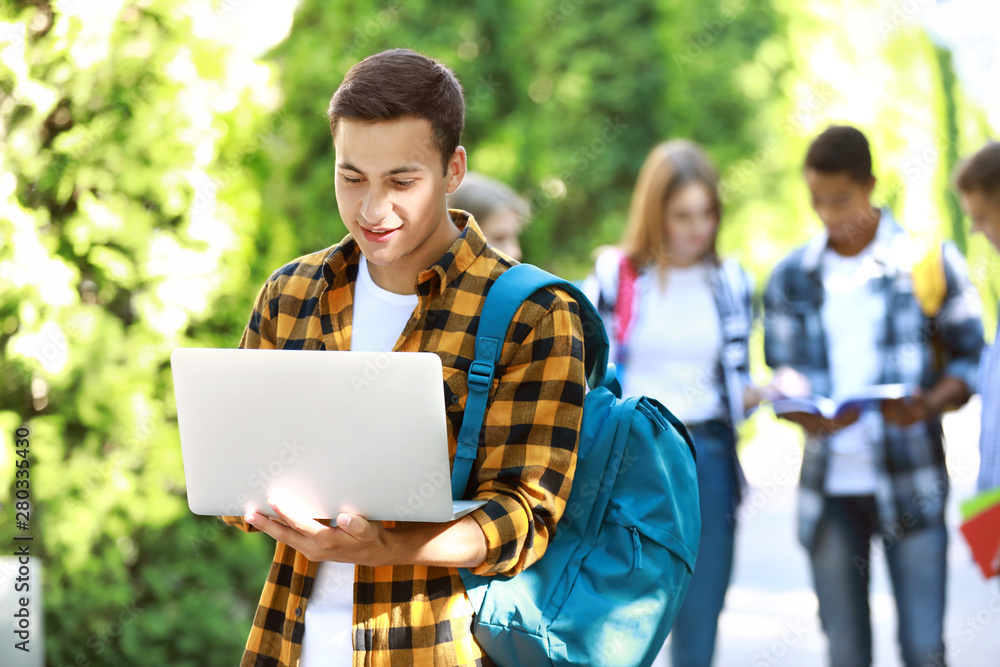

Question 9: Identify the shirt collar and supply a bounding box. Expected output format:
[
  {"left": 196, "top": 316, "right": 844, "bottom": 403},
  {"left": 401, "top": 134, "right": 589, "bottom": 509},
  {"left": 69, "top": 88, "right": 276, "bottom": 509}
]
[
  {"left": 802, "top": 206, "right": 903, "bottom": 273},
  {"left": 418, "top": 209, "right": 492, "bottom": 296},
  {"left": 321, "top": 234, "right": 360, "bottom": 288}
]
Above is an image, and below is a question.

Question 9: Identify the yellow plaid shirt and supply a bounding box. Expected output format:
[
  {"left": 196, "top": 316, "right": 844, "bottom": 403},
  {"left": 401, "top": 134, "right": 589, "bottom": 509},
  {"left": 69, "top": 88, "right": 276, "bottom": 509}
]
[{"left": 222, "top": 213, "right": 585, "bottom": 666}]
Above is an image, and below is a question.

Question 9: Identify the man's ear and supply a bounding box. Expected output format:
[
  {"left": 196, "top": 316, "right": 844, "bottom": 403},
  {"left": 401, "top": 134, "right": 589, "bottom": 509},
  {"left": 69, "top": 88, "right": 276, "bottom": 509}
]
[
  {"left": 865, "top": 176, "right": 877, "bottom": 197},
  {"left": 445, "top": 146, "right": 467, "bottom": 195}
]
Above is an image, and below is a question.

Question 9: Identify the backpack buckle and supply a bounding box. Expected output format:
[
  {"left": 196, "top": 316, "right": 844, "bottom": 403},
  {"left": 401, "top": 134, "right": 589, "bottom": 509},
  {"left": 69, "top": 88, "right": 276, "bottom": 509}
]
[{"left": 467, "top": 361, "right": 495, "bottom": 392}]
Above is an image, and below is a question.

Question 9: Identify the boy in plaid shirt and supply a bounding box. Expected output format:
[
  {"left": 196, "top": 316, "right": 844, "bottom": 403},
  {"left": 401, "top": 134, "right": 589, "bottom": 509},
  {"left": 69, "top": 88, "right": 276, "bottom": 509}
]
[
  {"left": 955, "top": 143, "right": 1000, "bottom": 496},
  {"left": 222, "top": 49, "right": 586, "bottom": 666},
  {"left": 764, "top": 125, "right": 983, "bottom": 667}
]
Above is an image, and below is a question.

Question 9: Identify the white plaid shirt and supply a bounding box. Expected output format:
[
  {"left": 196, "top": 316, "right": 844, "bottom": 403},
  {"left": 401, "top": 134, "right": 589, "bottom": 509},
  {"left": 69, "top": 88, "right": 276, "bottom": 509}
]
[{"left": 763, "top": 211, "right": 984, "bottom": 548}]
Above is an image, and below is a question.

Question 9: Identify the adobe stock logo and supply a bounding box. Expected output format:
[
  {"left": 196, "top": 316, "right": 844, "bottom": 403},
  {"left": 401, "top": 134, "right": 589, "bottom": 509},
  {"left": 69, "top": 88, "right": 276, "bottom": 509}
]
[
  {"left": 247, "top": 438, "right": 307, "bottom": 493},
  {"left": 392, "top": 463, "right": 450, "bottom": 520},
  {"left": 350, "top": 352, "right": 393, "bottom": 394}
]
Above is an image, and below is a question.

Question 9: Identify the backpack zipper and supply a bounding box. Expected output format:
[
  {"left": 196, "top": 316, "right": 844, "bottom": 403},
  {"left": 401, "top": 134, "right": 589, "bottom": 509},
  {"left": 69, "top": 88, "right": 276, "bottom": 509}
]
[{"left": 630, "top": 526, "right": 643, "bottom": 573}]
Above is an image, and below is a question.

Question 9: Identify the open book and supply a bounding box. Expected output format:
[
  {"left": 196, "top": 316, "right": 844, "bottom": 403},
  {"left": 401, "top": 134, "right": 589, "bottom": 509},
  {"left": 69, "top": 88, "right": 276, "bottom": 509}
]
[{"left": 770, "top": 384, "right": 918, "bottom": 420}]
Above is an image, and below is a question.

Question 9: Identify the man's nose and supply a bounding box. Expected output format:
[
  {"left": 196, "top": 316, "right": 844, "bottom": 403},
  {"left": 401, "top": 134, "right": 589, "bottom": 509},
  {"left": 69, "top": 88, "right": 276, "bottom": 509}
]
[{"left": 361, "top": 187, "right": 390, "bottom": 225}]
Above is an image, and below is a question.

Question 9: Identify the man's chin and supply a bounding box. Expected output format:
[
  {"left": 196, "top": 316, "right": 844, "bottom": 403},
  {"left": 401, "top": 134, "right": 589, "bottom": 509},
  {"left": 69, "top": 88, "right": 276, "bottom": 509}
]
[
  {"left": 825, "top": 230, "right": 849, "bottom": 246},
  {"left": 360, "top": 250, "right": 396, "bottom": 267}
]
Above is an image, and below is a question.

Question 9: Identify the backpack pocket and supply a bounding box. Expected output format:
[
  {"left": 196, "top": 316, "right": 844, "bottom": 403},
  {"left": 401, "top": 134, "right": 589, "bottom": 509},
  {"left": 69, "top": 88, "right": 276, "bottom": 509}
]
[
  {"left": 542, "top": 506, "right": 695, "bottom": 666},
  {"left": 604, "top": 505, "right": 695, "bottom": 590}
]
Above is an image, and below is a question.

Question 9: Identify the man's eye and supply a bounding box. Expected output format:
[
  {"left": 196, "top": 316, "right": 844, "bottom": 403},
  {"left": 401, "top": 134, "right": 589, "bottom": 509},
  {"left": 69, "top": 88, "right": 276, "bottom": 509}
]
[
  {"left": 341, "top": 175, "right": 362, "bottom": 184},
  {"left": 393, "top": 180, "right": 415, "bottom": 188}
]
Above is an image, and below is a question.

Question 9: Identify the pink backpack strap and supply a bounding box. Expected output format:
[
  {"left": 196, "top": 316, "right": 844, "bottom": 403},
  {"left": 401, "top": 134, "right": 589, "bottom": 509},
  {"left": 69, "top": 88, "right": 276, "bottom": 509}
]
[{"left": 615, "top": 253, "right": 638, "bottom": 348}]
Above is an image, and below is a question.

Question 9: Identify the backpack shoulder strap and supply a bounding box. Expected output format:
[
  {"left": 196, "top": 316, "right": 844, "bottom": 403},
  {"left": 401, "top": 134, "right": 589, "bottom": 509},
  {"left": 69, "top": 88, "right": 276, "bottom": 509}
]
[
  {"left": 450, "top": 264, "right": 609, "bottom": 499},
  {"left": 614, "top": 253, "right": 638, "bottom": 347}
]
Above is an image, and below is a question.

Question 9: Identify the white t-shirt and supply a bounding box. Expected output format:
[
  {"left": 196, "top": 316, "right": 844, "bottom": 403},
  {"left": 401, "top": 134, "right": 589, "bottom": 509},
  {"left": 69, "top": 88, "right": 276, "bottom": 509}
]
[
  {"left": 300, "top": 255, "right": 418, "bottom": 666},
  {"left": 622, "top": 263, "right": 724, "bottom": 424},
  {"left": 349, "top": 255, "right": 420, "bottom": 352},
  {"left": 821, "top": 246, "right": 884, "bottom": 496}
]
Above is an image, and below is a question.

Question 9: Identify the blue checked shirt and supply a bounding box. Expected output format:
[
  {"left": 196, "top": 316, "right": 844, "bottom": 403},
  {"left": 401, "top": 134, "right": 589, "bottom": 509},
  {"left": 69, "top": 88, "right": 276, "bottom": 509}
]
[
  {"left": 978, "top": 314, "right": 1000, "bottom": 491},
  {"left": 763, "top": 210, "right": 984, "bottom": 548}
]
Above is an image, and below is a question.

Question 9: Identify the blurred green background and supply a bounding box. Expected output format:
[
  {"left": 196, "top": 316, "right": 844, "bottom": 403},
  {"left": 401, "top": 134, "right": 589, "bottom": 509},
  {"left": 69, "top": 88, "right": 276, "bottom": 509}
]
[{"left": 0, "top": 0, "right": 997, "bottom": 663}]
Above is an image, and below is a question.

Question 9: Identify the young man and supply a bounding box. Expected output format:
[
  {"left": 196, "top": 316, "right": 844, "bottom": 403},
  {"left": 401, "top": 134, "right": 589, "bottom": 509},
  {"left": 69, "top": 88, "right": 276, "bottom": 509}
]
[
  {"left": 763, "top": 125, "right": 984, "bottom": 667},
  {"left": 222, "top": 49, "right": 586, "bottom": 667},
  {"left": 955, "top": 142, "right": 1000, "bottom": 498}
]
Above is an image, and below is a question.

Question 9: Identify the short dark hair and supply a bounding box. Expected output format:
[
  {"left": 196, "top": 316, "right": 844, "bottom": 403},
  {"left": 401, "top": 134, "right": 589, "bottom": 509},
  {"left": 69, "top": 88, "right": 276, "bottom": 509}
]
[
  {"left": 954, "top": 141, "right": 1000, "bottom": 200},
  {"left": 805, "top": 125, "right": 873, "bottom": 183},
  {"left": 327, "top": 49, "right": 465, "bottom": 173}
]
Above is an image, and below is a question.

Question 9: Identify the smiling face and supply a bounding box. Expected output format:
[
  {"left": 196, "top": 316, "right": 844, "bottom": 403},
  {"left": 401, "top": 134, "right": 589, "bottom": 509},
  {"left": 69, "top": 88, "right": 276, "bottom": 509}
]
[
  {"left": 334, "top": 117, "right": 466, "bottom": 294},
  {"left": 960, "top": 188, "right": 1000, "bottom": 254},
  {"left": 662, "top": 181, "right": 717, "bottom": 267}
]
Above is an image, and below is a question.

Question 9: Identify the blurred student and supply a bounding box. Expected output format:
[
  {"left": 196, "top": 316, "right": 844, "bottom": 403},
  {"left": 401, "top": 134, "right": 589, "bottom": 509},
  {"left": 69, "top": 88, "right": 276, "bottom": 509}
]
[
  {"left": 764, "top": 125, "right": 984, "bottom": 667},
  {"left": 448, "top": 171, "right": 530, "bottom": 261},
  {"left": 584, "top": 140, "right": 764, "bottom": 667},
  {"left": 954, "top": 142, "right": 1000, "bottom": 500}
]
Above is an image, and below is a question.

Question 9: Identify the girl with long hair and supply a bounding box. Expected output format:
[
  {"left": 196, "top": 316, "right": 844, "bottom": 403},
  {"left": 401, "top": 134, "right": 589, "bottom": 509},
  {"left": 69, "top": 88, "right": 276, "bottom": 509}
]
[{"left": 584, "top": 140, "right": 765, "bottom": 667}]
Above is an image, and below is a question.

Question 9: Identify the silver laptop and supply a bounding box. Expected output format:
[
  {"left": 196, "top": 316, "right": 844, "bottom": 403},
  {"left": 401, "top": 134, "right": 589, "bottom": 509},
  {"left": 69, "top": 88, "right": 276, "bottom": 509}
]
[{"left": 170, "top": 348, "right": 485, "bottom": 523}]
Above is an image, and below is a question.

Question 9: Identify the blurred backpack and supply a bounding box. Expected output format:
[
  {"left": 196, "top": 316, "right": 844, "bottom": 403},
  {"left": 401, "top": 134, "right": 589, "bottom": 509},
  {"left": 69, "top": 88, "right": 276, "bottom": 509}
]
[
  {"left": 451, "top": 263, "right": 701, "bottom": 667},
  {"left": 911, "top": 238, "right": 951, "bottom": 372},
  {"left": 911, "top": 238, "right": 947, "bottom": 317}
]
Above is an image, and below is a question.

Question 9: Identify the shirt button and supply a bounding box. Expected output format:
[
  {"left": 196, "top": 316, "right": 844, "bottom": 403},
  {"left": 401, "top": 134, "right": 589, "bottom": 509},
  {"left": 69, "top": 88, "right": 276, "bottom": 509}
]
[
  {"left": 294, "top": 607, "right": 302, "bottom": 617},
  {"left": 451, "top": 394, "right": 460, "bottom": 405}
]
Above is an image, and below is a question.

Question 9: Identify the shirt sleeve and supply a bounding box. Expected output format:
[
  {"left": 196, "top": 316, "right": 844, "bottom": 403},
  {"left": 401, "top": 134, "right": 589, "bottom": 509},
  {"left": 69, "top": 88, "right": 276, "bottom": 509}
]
[
  {"left": 220, "top": 277, "right": 277, "bottom": 533},
  {"left": 936, "top": 241, "right": 985, "bottom": 392},
  {"left": 579, "top": 271, "right": 601, "bottom": 311},
  {"left": 763, "top": 262, "right": 798, "bottom": 371},
  {"left": 585, "top": 247, "right": 622, "bottom": 314},
  {"left": 736, "top": 262, "right": 757, "bottom": 389},
  {"left": 466, "top": 287, "right": 586, "bottom": 577}
]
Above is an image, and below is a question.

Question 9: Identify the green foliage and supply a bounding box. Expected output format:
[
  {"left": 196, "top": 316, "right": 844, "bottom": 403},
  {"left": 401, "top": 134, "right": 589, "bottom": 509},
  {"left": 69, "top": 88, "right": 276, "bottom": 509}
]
[
  {"left": 717, "top": 0, "right": 998, "bottom": 333},
  {"left": 257, "top": 0, "right": 783, "bottom": 280},
  {"left": 0, "top": 1, "right": 274, "bottom": 663}
]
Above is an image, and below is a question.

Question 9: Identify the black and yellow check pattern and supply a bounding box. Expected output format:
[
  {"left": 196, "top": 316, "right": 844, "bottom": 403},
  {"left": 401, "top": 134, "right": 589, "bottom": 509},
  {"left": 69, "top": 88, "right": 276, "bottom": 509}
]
[{"left": 222, "top": 212, "right": 586, "bottom": 666}]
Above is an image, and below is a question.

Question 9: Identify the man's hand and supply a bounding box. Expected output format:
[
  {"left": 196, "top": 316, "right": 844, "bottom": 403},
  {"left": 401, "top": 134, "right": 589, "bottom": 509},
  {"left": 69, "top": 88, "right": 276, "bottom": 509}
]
[
  {"left": 778, "top": 408, "right": 860, "bottom": 437},
  {"left": 768, "top": 366, "right": 813, "bottom": 401},
  {"left": 742, "top": 385, "right": 764, "bottom": 412},
  {"left": 244, "top": 492, "right": 488, "bottom": 569},
  {"left": 767, "top": 366, "right": 862, "bottom": 437},
  {"left": 246, "top": 497, "right": 388, "bottom": 566},
  {"left": 881, "top": 394, "right": 928, "bottom": 428},
  {"left": 881, "top": 376, "right": 972, "bottom": 428}
]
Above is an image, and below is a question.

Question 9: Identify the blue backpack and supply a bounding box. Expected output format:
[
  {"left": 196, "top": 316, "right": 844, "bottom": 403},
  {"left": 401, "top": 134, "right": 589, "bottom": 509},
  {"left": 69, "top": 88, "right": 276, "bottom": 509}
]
[{"left": 451, "top": 264, "right": 701, "bottom": 667}]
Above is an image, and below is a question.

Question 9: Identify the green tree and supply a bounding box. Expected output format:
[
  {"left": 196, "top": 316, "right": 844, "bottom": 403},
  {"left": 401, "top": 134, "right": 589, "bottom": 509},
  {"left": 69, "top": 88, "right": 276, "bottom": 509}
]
[
  {"left": 256, "top": 0, "right": 783, "bottom": 279},
  {"left": 0, "top": 1, "right": 275, "bottom": 663}
]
